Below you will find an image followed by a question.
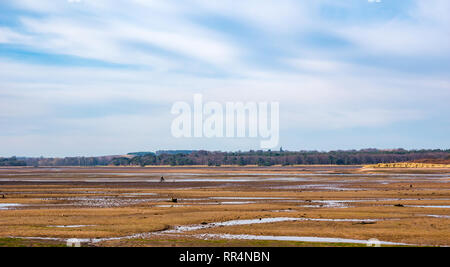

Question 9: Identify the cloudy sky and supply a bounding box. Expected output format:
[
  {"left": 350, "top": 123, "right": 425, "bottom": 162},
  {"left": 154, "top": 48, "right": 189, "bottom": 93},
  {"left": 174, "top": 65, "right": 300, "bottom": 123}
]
[{"left": 0, "top": 0, "right": 449, "bottom": 157}]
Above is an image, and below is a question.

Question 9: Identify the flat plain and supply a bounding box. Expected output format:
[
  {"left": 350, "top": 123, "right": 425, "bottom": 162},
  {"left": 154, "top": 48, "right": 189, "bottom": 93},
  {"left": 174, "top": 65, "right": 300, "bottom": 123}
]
[{"left": 0, "top": 166, "right": 449, "bottom": 247}]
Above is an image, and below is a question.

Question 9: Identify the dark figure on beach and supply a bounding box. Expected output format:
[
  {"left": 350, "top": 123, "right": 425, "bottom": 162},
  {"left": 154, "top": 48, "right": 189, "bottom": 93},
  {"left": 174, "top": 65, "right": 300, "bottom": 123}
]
[{"left": 160, "top": 176, "right": 165, "bottom": 182}]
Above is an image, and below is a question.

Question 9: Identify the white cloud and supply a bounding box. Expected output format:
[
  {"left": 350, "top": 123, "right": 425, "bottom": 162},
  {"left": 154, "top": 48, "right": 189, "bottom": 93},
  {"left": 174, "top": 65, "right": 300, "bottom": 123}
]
[
  {"left": 413, "top": 0, "right": 450, "bottom": 25},
  {"left": 284, "top": 109, "right": 424, "bottom": 130},
  {"left": 113, "top": 23, "right": 238, "bottom": 65},
  {"left": 285, "top": 59, "right": 348, "bottom": 73},
  {"left": 0, "top": 0, "right": 449, "bottom": 155},
  {"left": 4, "top": 0, "right": 242, "bottom": 70},
  {"left": 334, "top": 0, "right": 450, "bottom": 57},
  {"left": 188, "top": 0, "right": 315, "bottom": 33},
  {"left": 1, "top": 57, "right": 448, "bottom": 155},
  {"left": 0, "top": 27, "right": 31, "bottom": 43},
  {"left": 337, "top": 21, "right": 449, "bottom": 56}
]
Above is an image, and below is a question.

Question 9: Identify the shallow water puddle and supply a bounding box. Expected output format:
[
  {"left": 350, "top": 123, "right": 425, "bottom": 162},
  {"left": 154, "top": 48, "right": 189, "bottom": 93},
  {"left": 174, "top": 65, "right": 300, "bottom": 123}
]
[
  {"left": 300, "top": 198, "right": 450, "bottom": 209},
  {"left": 13, "top": 216, "right": 390, "bottom": 245},
  {"left": 218, "top": 201, "right": 257, "bottom": 205},
  {"left": 270, "top": 209, "right": 296, "bottom": 212},
  {"left": 0, "top": 203, "right": 23, "bottom": 210},
  {"left": 406, "top": 205, "right": 450, "bottom": 208},
  {"left": 122, "top": 193, "right": 158, "bottom": 197},
  {"left": 298, "top": 199, "right": 371, "bottom": 208},
  {"left": 43, "top": 196, "right": 150, "bottom": 208},
  {"left": 209, "top": 197, "right": 294, "bottom": 200},
  {"left": 161, "top": 217, "right": 382, "bottom": 234},
  {"left": 425, "top": 215, "right": 450, "bottom": 219},
  {"left": 197, "top": 234, "right": 408, "bottom": 246},
  {"left": 271, "top": 184, "right": 363, "bottom": 191},
  {"left": 309, "top": 200, "right": 348, "bottom": 208},
  {"left": 162, "top": 217, "right": 304, "bottom": 234}
]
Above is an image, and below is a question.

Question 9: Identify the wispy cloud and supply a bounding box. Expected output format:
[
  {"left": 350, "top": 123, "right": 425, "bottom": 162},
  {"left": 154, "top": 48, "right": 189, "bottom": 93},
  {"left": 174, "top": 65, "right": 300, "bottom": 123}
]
[{"left": 0, "top": 0, "right": 449, "bottom": 156}]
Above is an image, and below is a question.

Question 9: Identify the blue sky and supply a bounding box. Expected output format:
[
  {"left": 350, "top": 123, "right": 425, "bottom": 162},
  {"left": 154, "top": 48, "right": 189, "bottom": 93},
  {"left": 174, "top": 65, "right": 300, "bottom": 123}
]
[{"left": 0, "top": 0, "right": 449, "bottom": 157}]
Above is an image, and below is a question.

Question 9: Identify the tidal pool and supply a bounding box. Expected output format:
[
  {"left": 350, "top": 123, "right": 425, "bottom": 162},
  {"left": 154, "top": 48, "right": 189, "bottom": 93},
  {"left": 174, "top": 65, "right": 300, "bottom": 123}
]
[
  {"left": 0, "top": 203, "right": 23, "bottom": 210},
  {"left": 197, "top": 234, "right": 408, "bottom": 246}
]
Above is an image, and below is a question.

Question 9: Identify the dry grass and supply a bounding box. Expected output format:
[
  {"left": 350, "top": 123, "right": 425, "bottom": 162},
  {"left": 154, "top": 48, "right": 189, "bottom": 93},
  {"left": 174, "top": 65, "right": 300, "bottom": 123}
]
[{"left": 0, "top": 166, "right": 449, "bottom": 246}]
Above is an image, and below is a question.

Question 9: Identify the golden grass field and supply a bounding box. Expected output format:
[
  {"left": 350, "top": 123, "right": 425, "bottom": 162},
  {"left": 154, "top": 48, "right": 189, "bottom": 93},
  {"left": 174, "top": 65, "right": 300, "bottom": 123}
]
[{"left": 0, "top": 166, "right": 449, "bottom": 247}]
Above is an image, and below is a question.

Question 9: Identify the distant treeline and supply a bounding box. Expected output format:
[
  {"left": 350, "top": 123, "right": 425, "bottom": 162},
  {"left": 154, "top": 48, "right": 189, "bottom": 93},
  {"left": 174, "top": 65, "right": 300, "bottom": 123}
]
[
  {"left": 0, "top": 157, "right": 27, "bottom": 166},
  {"left": 1, "top": 156, "right": 117, "bottom": 167},
  {"left": 128, "top": 150, "right": 194, "bottom": 156},
  {"left": 111, "top": 149, "right": 450, "bottom": 167},
  {"left": 2, "top": 149, "right": 449, "bottom": 167}
]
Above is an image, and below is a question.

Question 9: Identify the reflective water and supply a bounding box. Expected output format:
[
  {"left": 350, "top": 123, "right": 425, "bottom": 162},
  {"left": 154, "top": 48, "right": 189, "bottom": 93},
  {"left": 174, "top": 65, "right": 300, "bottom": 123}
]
[
  {"left": 197, "top": 234, "right": 408, "bottom": 246},
  {"left": 0, "top": 203, "right": 23, "bottom": 210}
]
